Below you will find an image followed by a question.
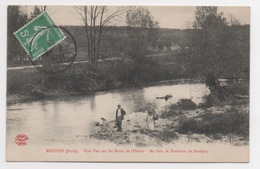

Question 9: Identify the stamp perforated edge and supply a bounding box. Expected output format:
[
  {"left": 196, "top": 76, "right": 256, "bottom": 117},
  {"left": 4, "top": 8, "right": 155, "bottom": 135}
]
[
  {"left": 13, "top": 12, "right": 47, "bottom": 56},
  {"left": 13, "top": 11, "right": 66, "bottom": 61}
]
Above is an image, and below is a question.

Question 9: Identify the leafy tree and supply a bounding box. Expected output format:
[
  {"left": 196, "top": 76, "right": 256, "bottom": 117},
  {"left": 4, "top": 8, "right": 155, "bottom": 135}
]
[
  {"left": 189, "top": 6, "right": 249, "bottom": 105},
  {"left": 126, "top": 7, "right": 159, "bottom": 60},
  {"left": 191, "top": 6, "right": 249, "bottom": 79},
  {"left": 7, "top": 6, "right": 28, "bottom": 64},
  {"left": 122, "top": 7, "right": 161, "bottom": 84},
  {"left": 191, "top": 6, "right": 229, "bottom": 76},
  {"left": 193, "top": 6, "right": 218, "bottom": 29}
]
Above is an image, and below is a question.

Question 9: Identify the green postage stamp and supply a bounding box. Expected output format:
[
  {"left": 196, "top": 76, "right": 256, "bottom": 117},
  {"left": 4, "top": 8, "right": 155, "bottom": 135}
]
[{"left": 14, "top": 12, "right": 66, "bottom": 61}]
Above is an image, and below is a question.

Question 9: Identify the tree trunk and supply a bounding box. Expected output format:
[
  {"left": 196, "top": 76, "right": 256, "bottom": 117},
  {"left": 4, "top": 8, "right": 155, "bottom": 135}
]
[
  {"left": 95, "top": 6, "right": 105, "bottom": 72},
  {"left": 84, "top": 7, "right": 91, "bottom": 63}
]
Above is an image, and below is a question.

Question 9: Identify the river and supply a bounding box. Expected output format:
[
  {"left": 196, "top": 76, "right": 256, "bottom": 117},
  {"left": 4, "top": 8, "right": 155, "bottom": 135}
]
[{"left": 6, "top": 83, "right": 209, "bottom": 145}]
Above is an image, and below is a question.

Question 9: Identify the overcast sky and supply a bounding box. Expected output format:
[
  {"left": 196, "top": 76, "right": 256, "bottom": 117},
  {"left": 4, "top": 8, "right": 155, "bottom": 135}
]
[{"left": 24, "top": 6, "right": 250, "bottom": 29}]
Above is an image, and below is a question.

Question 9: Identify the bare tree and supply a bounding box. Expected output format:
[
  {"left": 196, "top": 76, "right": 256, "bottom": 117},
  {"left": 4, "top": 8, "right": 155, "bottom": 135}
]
[{"left": 74, "top": 6, "right": 126, "bottom": 72}]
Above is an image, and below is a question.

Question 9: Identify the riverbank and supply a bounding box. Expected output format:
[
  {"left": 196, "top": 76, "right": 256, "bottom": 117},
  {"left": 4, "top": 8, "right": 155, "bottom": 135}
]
[
  {"left": 7, "top": 78, "right": 202, "bottom": 105},
  {"left": 7, "top": 50, "right": 249, "bottom": 105},
  {"left": 7, "top": 53, "right": 196, "bottom": 104},
  {"left": 89, "top": 102, "right": 249, "bottom": 146}
]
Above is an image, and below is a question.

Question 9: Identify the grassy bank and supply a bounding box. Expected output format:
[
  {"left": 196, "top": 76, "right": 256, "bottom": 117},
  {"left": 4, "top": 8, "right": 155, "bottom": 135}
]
[
  {"left": 158, "top": 83, "right": 249, "bottom": 143},
  {"left": 7, "top": 54, "right": 192, "bottom": 104},
  {"left": 177, "top": 110, "right": 249, "bottom": 139}
]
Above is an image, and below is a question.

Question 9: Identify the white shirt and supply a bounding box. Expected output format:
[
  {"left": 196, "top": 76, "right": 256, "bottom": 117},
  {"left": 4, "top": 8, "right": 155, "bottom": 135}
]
[{"left": 117, "top": 108, "right": 122, "bottom": 116}]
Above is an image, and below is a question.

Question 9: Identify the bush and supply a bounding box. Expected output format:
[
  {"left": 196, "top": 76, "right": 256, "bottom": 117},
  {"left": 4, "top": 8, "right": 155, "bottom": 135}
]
[
  {"left": 43, "top": 65, "right": 97, "bottom": 93},
  {"left": 227, "top": 82, "right": 249, "bottom": 96},
  {"left": 160, "top": 99, "right": 196, "bottom": 118},
  {"left": 177, "top": 111, "right": 249, "bottom": 139},
  {"left": 178, "top": 99, "right": 197, "bottom": 110},
  {"left": 160, "top": 104, "right": 178, "bottom": 118},
  {"left": 7, "top": 69, "right": 41, "bottom": 94},
  {"left": 198, "top": 95, "right": 214, "bottom": 108},
  {"left": 7, "top": 63, "right": 98, "bottom": 96},
  {"left": 103, "top": 74, "right": 122, "bottom": 90}
]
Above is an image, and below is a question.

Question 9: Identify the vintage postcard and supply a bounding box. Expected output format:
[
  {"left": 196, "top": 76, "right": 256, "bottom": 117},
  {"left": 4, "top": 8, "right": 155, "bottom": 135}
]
[{"left": 6, "top": 5, "right": 250, "bottom": 162}]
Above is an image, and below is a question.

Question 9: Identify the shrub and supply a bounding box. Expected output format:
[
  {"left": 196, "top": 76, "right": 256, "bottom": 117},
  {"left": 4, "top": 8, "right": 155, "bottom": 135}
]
[
  {"left": 7, "top": 69, "right": 41, "bottom": 94},
  {"left": 198, "top": 94, "right": 213, "bottom": 108},
  {"left": 177, "top": 111, "right": 249, "bottom": 139},
  {"left": 160, "top": 99, "right": 196, "bottom": 118},
  {"left": 227, "top": 82, "right": 249, "bottom": 96},
  {"left": 178, "top": 99, "right": 197, "bottom": 110},
  {"left": 160, "top": 104, "right": 178, "bottom": 118}
]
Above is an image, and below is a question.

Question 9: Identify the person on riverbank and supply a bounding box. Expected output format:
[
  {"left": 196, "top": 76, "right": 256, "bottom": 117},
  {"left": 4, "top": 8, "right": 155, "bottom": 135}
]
[
  {"left": 115, "top": 104, "right": 126, "bottom": 132},
  {"left": 146, "top": 103, "right": 156, "bottom": 130}
]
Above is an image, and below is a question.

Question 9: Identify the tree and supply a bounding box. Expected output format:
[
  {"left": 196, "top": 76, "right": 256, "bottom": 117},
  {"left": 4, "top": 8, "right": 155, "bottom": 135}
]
[
  {"left": 191, "top": 6, "right": 229, "bottom": 76},
  {"left": 30, "top": 6, "right": 42, "bottom": 19},
  {"left": 190, "top": 6, "right": 249, "bottom": 105},
  {"left": 191, "top": 6, "right": 249, "bottom": 79},
  {"left": 7, "top": 6, "right": 28, "bottom": 64},
  {"left": 75, "top": 6, "right": 126, "bottom": 72},
  {"left": 190, "top": 7, "right": 231, "bottom": 105},
  {"left": 120, "top": 7, "right": 161, "bottom": 84},
  {"left": 193, "top": 6, "right": 218, "bottom": 29},
  {"left": 126, "top": 7, "right": 159, "bottom": 60}
]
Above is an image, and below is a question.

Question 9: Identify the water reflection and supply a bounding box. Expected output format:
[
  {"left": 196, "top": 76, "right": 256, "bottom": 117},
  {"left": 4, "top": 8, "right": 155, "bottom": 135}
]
[{"left": 7, "top": 83, "right": 209, "bottom": 145}]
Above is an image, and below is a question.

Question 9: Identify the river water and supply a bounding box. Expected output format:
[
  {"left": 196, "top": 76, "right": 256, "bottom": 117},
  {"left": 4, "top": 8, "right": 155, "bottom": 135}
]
[{"left": 7, "top": 83, "right": 209, "bottom": 145}]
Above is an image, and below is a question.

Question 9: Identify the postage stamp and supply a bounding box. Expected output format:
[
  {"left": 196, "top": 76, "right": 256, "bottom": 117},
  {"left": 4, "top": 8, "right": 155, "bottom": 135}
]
[{"left": 14, "top": 12, "right": 66, "bottom": 61}]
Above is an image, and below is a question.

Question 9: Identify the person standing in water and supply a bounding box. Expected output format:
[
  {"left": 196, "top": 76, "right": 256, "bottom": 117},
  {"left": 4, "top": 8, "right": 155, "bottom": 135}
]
[{"left": 115, "top": 104, "right": 126, "bottom": 132}]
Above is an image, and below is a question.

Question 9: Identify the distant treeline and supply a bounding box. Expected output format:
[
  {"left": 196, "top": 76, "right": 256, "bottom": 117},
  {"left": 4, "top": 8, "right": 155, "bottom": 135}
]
[
  {"left": 62, "top": 26, "right": 185, "bottom": 59},
  {"left": 8, "top": 23, "right": 249, "bottom": 66},
  {"left": 63, "top": 25, "right": 250, "bottom": 79},
  {"left": 7, "top": 25, "right": 191, "bottom": 64},
  {"left": 63, "top": 24, "right": 248, "bottom": 59}
]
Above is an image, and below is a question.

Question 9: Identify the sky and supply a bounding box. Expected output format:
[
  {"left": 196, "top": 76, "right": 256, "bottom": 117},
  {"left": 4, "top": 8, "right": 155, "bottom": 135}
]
[{"left": 24, "top": 6, "right": 250, "bottom": 29}]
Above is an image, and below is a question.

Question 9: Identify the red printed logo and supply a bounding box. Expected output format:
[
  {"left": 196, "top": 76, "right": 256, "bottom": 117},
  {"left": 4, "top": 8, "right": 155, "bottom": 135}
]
[{"left": 15, "top": 134, "right": 28, "bottom": 146}]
